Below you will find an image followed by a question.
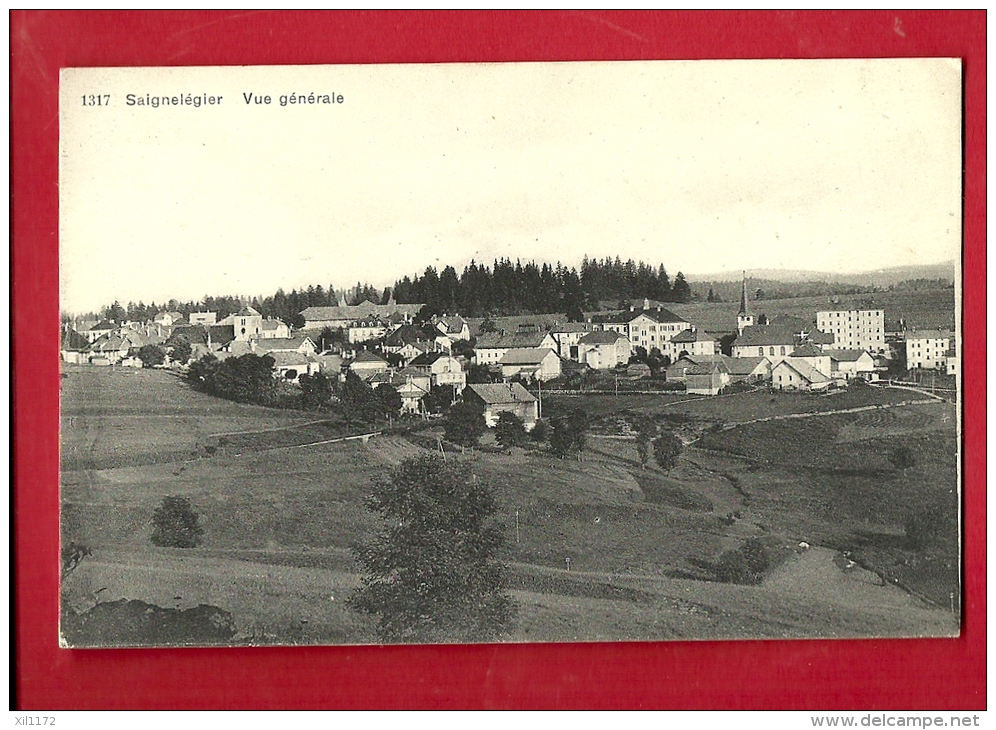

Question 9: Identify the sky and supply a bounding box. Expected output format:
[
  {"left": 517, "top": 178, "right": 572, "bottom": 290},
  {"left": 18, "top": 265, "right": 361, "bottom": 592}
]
[{"left": 60, "top": 59, "right": 962, "bottom": 314}]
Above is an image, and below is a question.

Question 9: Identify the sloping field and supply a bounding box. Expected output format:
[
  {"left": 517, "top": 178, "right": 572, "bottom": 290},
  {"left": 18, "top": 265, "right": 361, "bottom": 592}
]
[
  {"left": 61, "top": 366, "right": 317, "bottom": 469},
  {"left": 668, "top": 287, "right": 956, "bottom": 333}
]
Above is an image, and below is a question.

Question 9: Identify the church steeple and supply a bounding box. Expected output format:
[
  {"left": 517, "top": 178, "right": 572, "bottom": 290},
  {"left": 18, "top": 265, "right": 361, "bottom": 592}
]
[{"left": 737, "top": 271, "right": 755, "bottom": 335}]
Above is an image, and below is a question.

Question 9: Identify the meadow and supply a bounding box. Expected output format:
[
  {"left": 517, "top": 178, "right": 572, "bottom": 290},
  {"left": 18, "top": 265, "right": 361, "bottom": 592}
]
[{"left": 60, "top": 367, "right": 958, "bottom": 646}]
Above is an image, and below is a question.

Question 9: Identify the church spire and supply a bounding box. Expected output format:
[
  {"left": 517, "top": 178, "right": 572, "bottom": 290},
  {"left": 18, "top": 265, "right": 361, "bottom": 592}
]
[{"left": 738, "top": 271, "right": 749, "bottom": 315}]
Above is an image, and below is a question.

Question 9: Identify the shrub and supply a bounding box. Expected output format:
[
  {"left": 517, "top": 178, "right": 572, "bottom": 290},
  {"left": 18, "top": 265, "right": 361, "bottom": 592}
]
[
  {"left": 889, "top": 446, "right": 917, "bottom": 473},
  {"left": 530, "top": 418, "right": 549, "bottom": 442},
  {"left": 444, "top": 401, "right": 486, "bottom": 447},
  {"left": 715, "top": 538, "right": 769, "bottom": 585},
  {"left": 495, "top": 411, "right": 527, "bottom": 448},
  {"left": 151, "top": 496, "right": 204, "bottom": 548},
  {"left": 653, "top": 430, "right": 683, "bottom": 473}
]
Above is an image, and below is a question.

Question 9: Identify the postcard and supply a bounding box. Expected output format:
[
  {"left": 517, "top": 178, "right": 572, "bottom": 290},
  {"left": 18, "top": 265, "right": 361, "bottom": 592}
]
[{"left": 58, "top": 59, "right": 962, "bottom": 647}]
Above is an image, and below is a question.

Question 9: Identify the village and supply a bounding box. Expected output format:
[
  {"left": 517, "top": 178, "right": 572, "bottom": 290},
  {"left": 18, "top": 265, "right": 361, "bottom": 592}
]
[{"left": 60, "top": 273, "right": 958, "bottom": 425}]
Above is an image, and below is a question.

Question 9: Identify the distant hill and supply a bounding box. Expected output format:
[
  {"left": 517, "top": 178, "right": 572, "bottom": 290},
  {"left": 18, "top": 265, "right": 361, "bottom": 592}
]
[{"left": 686, "top": 262, "right": 956, "bottom": 288}]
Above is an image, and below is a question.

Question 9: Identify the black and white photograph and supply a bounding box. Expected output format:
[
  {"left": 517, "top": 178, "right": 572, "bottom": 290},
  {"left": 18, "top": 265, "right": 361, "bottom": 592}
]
[{"left": 58, "top": 59, "right": 962, "bottom": 648}]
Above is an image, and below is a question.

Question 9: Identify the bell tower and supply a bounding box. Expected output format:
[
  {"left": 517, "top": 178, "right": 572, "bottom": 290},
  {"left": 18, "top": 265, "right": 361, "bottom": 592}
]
[{"left": 737, "top": 272, "right": 755, "bottom": 335}]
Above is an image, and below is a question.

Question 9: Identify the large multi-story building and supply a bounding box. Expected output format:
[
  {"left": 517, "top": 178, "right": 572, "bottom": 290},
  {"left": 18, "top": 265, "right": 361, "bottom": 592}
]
[
  {"left": 816, "top": 309, "right": 886, "bottom": 353},
  {"left": 591, "top": 303, "right": 690, "bottom": 358},
  {"left": 905, "top": 330, "right": 952, "bottom": 370}
]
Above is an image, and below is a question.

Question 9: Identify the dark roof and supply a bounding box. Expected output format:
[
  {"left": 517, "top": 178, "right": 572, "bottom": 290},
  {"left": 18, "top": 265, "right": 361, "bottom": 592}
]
[
  {"left": 88, "top": 320, "right": 116, "bottom": 331},
  {"left": 578, "top": 330, "right": 626, "bottom": 345},
  {"left": 466, "top": 383, "right": 537, "bottom": 405},
  {"left": 61, "top": 329, "right": 89, "bottom": 351},
  {"left": 166, "top": 324, "right": 235, "bottom": 347},
  {"left": 301, "top": 303, "right": 423, "bottom": 321},
  {"left": 236, "top": 306, "right": 262, "bottom": 317},
  {"left": 351, "top": 350, "right": 388, "bottom": 365},
  {"left": 773, "top": 359, "right": 830, "bottom": 383},
  {"left": 734, "top": 325, "right": 798, "bottom": 348},
  {"left": 476, "top": 332, "right": 552, "bottom": 349},
  {"left": 826, "top": 349, "right": 872, "bottom": 362},
  {"left": 723, "top": 356, "right": 769, "bottom": 375},
  {"left": 790, "top": 343, "right": 825, "bottom": 358},
  {"left": 671, "top": 328, "right": 714, "bottom": 344},
  {"left": 409, "top": 352, "right": 456, "bottom": 367},
  {"left": 384, "top": 324, "right": 430, "bottom": 347}
]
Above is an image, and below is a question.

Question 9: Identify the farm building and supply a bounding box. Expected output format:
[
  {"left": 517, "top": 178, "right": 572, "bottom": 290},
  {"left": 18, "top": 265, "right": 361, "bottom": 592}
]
[
  {"left": 464, "top": 383, "right": 539, "bottom": 430},
  {"left": 724, "top": 356, "right": 771, "bottom": 383},
  {"left": 684, "top": 361, "right": 731, "bottom": 396}
]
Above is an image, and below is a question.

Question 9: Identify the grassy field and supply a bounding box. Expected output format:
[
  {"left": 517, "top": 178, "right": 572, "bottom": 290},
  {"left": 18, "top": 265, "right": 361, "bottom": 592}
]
[
  {"left": 60, "top": 366, "right": 959, "bottom": 645},
  {"left": 667, "top": 287, "right": 956, "bottom": 333}
]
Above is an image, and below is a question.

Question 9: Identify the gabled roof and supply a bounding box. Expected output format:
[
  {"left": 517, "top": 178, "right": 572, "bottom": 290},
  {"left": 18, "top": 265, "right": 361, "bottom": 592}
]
[
  {"left": 826, "top": 349, "right": 871, "bottom": 362},
  {"left": 252, "top": 334, "right": 316, "bottom": 352},
  {"left": 384, "top": 324, "right": 427, "bottom": 346},
  {"left": 301, "top": 303, "right": 423, "bottom": 321},
  {"left": 500, "top": 348, "right": 556, "bottom": 365},
  {"left": 773, "top": 358, "right": 830, "bottom": 383},
  {"left": 906, "top": 329, "right": 953, "bottom": 341},
  {"left": 409, "top": 352, "right": 458, "bottom": 367},
  {"left": 550, "top": 322, "right": 592, "bottom": 334},
  {"left": 734, "top": 325, "right": 798, "bottom": 348},
  {"left": 467, "top": 382, "right": 537, "bottom": 405},
  {"left": 579, "top": 330, "right": 627, "bottom": 345},
  {"left": 672, "top": 328, "right": 714, "bottom": 344},
  {"left": 723, "top": 356, "right": 770, "bottom": 375},
  {"left": 88, "top": 320, "right": 116, "bottom": 331},
  {"left": 351, "top": 350, "right": 388, "bottom": 365},
  {"left": 61, "top": 329, "right": 90, "bottom": 351},
  {"left": 269, "top": 351, "right": 311, "bottom": 367},
  {"left": 790, "top": 343, "right": 825, "bottom": 358},
  {"left": 684, "top": 360, "right": 729, "bottom": 376},
  {"left": 476, "top": 332, "right": 553, "bottom": 349},
  {"left": 236, "top": 306, "right": 262, "bottom": 317},
  {"left": 591, "top": 307, "right": 688, "bottom": 326},
  {"left": 261, "top": 318, "right": 287, "bottom": 330},
  {"left": 435, "top": 315, "right": 468, "bottom": 334}
]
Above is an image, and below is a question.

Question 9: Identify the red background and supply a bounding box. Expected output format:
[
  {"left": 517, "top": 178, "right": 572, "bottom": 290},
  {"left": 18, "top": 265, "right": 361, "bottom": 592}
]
[{"left": 12, "top": 11, "right": 986, "bottom": 709}]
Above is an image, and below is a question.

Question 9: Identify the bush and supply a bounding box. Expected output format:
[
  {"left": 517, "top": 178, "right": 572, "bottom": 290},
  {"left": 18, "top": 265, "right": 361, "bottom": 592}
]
[
  {"left": 530, "top": 419, "right": 549, "bottom": 442},
  {"left": 151, "top": 496, "right": 204, "bottom": 548},
  {"left": 715, "top": 538, "right": 769, "bottom": 585},
  {"left": 444, "top": 401, "right": 486, "bottom": 447},
  {"left": 889, "top": 446, "right": 917, "bottom": 473},
  {"left": 653, "top": 430, "right": 683, "bottom": 473},
  {"left": 495, "top": 411, "right": 527, "bottom": 448}
]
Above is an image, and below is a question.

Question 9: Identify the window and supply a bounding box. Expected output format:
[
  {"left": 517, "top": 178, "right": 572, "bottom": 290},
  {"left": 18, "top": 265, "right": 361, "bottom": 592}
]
[
  {"left": 758, "top": 348, "right": 764, "bottom": 356},
  {"left": 769, "top": 347, "right": 775, "bottom": 356},
  {"left": 780, "top": 346, "right": 785, "bottom": 355}
]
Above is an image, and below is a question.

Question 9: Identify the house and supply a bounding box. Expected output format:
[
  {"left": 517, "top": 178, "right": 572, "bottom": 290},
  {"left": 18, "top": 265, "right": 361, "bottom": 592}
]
[
  {"left": 229, "top": 306, "right": 264, "bottom": 341},
  {"left": 592, "top": 306, "right": 691, "bottom": 358},
  {"left": 464, "top": 383, "right": 539, "bottom": 430},
  {"left": 395, "top": 341, "right": 437, "bottom": 365},
  {"left": 347, "top": 316, "right": 390, "bottom": 344},
  {"left": 576, "top": 330, "right": 631, "bottom": 370},
  {"left": 826, "top": 349, "right": 876, "bottom": 380},
  {"left": 269, "top": 351, "right": 319, "bottom": 382},
  {"left": 788, "top": 343, "right": 832, "bottom": 379},
  {"left": 817, "top": 309, "right": 886, "bottom": 353},
  {"left": 670, "top": 327, "right": 717, "bottom": 359},
  {"left": 905, "top": 330, "right": 953, "bottom": 370},
  {"left": 724, "top": 356, "right": 771, "bottom": 383},
  {"left": 153, "top": 311, "right": 184, "bottom": 327},
  {"left": 348, "top": 350, "right": 390, "bottom": 377},
  {"left": 946, "top": 344, "right": 958, "bottom": 376},
  {"left": 771, "top": 359, "right": 831, "bottom": 391},
  {"left": 549, "top": 322, "right": 594, "bottom": 359},
  {"left": 60, "top": 327, "right": 90, "bottom": 364},
  {"left": 259, "top": 318, "right": 291, "bottom": 339},
  {"left": 224, "top": 334, "right": 317, "bottom": 357},
  {"left": 684, "top": 360, "right": 731, "bottom": 396},
  {"left": 85, "top": 328, "right": 151, "bottom": 364},
  {"left": 300, "top": 301, "right": 423, "bottom": 330},
  {"left": 368, "top": 367, "right": 432, "bottom": 394},
  {"left": 383, "top": 324, "right": 434, "bottom": 352},
  {"left": 82, "top": 319, "right": 116, "bottom": 344},
  {"left": 474, "top": 331, "right": 557, "bottom": 366},
  {"left": 188, "top": 311, "right": 217, "bottom": 325},
  {"left": 408, "top": 352, "right": 467, "bottom": 393},
  {"left": 625, "top": 362, "right": 651, "bottom": 378},
  {"left": 433, "top": 315, "right": 471, "bottom": 343},
  {"left": 499, "top": 348, "right": 561, "bottom": 382}
]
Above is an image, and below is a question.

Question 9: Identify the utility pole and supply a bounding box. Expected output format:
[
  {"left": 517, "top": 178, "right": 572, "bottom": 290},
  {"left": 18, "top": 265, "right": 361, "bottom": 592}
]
[{"left": 538, "top": 377, "right": 543, "bottom": 420}]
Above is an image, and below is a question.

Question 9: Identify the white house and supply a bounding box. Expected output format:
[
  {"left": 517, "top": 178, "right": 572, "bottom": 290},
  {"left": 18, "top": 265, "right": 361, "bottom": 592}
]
[
  {"left": 550, "top": 322, "right": 595, "bottom": 360},
  {"left": 259, "top": 318, "right": 291, "bottom": 339},
  {"left": 593, "top": 305, "right": 691, "bottom": 358},
  {"left": 670, "top": 327, "right": 717, "bottom": 359},
  {"left": 474, "top": 331, "right": 557, "bottom": 366},
  {"left": 576, "top": 330, "right": 631, "bottom": 369},
  {"left": 905, "top": 330, "right": 953, "bottom": 370},
  {"left": 826, "top": 349, "right": 876, "bottom": 380},
  {"left": 464, "top": 383, "right": 539, "bottom": 430},
  {"left": 787, "top": 343, "right": 832, "bottom": 379},
  {"left": 408, "top": 352, "right": 467, "bottom": 393},
  {"left": 684, "top": 360, "right": 731, "bottom": 396},
  {"left": 771, "top": 359, "right": 831, "bottom": 391},
  {"left": 348, "top": 350, "right": 390, "bottom": 377},
  {"left": 188, "top": 311, "right": 217, "bottom": 325},
  {"left": 499, "top": 348, "right": 561, "bottom": 381},
  {"left": 348, "top": 317, "right": 390, "bottom": 344}
]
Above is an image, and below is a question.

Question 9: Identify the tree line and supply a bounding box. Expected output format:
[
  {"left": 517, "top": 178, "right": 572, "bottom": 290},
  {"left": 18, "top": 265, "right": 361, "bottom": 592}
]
[{"left": 391, "top": 256, "right": 691, "bottom": 318}]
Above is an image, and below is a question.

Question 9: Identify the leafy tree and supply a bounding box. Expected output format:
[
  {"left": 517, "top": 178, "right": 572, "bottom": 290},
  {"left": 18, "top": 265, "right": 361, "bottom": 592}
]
[
  {"left": 653, "top": 430, "right": 683, "bottom": 473},
  {"left": 341, "top": 371, "right": 382, "bottom": 424},
  {"left": 169, "top": 336, "right": 193, "bottom": 364},
  {"left": 299, "top": 372, "right": 333, "bottom": 411},
  {"left": 889, "top": 446, "right": 917, "bottom": 474},
  {"left": 375, "top": 383, "right": 403, "bottom": 417},
  {"left": 444, "top": 401, "right": 486, "bottom": 447},
  {"left": 550, "top": 409, "right": 589, "bottom": 459},
  {"left": 137, "top": 344, "right": 166, "bottom": 368},
  {"left": 529, "top": 418, "right": 549, "bottom": 442},
  {"left": 634, "top": 417, "right": 658, "bottom": 469},
  {"left": 423, "top": 384, "right": 457, "bottom": 414},
  {"left": 479, "top": 318, "right": 499, "bottom": 333},
  {"left": 467, "top": 363, "right": 495, "bottom": 385},
  {"left": 350, "top": 455, "right": 516, "bottom": 642},
  {"left": 495, "top": 411, "right": 527, "bottom": 448},
  {"left": 151, "top": 496, "right": 203, "bottom": 548}
]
